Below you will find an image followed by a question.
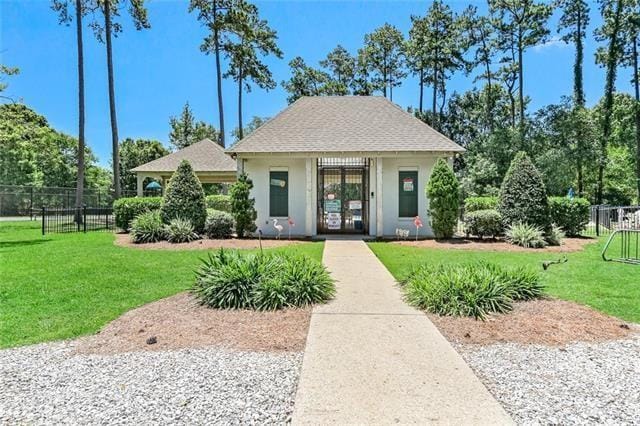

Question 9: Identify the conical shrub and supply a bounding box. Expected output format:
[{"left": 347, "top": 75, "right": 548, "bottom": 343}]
[
  {"left": 426, "top": 159, "right": 460, "bottom": 239},
  {"left": 160, "top": 160, "right": 207, "bottom": 232}
]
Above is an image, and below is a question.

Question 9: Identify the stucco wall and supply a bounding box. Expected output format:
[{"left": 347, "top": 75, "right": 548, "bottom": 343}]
[{"left": 241, "top": 157, "right": 313, "bottom": 237}]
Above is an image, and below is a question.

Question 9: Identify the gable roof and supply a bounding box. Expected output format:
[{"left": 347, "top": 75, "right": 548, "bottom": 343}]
[
  {"left": 227, "top": 96, "right": 464, "bottom": 154},
  {"left": 131, "top": 139, "right": 237, "bottom": 173}
]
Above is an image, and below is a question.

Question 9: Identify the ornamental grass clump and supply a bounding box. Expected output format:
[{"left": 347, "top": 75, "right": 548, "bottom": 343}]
[
  {"left": 164, "top": 218, "right": 200, "bottom": 243},
  {"left": 505, "top": 222, "right": 547, "bottom": 248},
  {"left": 192, "top": 249, "right": 334, "bottom": 310},
  {"left": 130, "top": 211, "right": 166, "bottom": 243},
  {"left": 400, "top": 262, "right": 543, "bottom": 320}
]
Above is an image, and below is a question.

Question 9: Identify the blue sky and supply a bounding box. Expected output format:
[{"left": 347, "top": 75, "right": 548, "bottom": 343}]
[{"left": 1, "top": 0, "right": 635, "bottom": 166}]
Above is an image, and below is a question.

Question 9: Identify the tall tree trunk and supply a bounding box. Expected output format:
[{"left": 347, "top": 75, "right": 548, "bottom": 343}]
[
  {"left": 418, "top": 67, "right": 424, "bottom": 113},
  {"left": 517, "top": 32, "right": 525, "bottom": 147},
  {"left": 238, "top": 68, "right": 244, "bottom": 141},
  {"left": 74, "top": 0, "right": 85, "bottom": 223},
  {"left": 213, "top": 0, "right": 225, "bottom": 147},
  {"left": 104, "top": 0, "right": 120, "bottom": 199},
  {"left": 633, "top": 33, "right": 640, "bottom": 202},
  {"left": 575, "top": 10, "right": 585, "bottom": 107},
  {"left": 485, "top": 59, "right": 493, "bottom": 132},
  {"left": 432, "top": 66, "right": 438, "bottom": 130},
  {"left": 596, "top": 0, "right": 623, "bottom": 205}
]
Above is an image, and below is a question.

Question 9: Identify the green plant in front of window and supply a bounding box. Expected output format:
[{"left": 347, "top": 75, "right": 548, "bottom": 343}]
[
  {"left": 160, "top": 160, "right": 207, "bottom": 232},
  {"left": 192, "top": 249, "right": 335, "bottom": 310},
  {"left": 130, "top": 211, "right": 166, "bottom": 244},
  {"left": 498, "top": 152, "right": 550, "bottom": 232},
  {"left": 400, "top": 262, "right": 543, "bottom": 320},
  {"left": 164, "top": 218, "right": 200, "bottom": 243},
  {"left": 230, "top": 173, "right": 257, "bottom": 238},
  {"left": 426, "top": 159, "right": 460, "bottom": 239},
  {"left": 204, "top": 209, "right": 234, "bottom": 239},
  {"left": 505, "top": 222, "right": 547, "bottom": 248}
]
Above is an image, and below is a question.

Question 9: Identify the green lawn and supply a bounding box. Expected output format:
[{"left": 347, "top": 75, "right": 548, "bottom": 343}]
[
  {"left": 369, "top": 238, "right": 640, "bottom": 323},
  {"left": 0, "top": 221, "right": 324, "bottom": 349}
]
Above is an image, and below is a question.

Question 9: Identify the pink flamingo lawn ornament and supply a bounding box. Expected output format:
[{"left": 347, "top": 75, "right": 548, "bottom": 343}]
[
  {"left": 272, "top": 218, "right": 284, "bottom": 239},
  {"left": 414, "top": 216, "right": 423, "bottom": 241},
  {"left": 287, "top": 217, "right": 295, "bottom": 240}
]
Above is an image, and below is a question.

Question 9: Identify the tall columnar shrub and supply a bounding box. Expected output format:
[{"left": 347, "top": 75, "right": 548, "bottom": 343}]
[
  {"left": 426, "top": 159, "right": 460, "bottom": 239},
  {"left": 548, "top": 196, "right": 590, "bottom": 236},
  {"left": 160, "top": 160, "right": 207, "bottom": 232},
  {"left": 230, "top": 173, "right": 257, "bottom": 238},
  {"left": 498, "top": 152, "right": 550, "bottom": 232}
]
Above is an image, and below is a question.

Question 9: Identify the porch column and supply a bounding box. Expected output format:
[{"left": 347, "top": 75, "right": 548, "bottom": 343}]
[
  {"left": 376, "top": 157, "right": 383, "bottom": 237},
  {"left": 136, "top": 173, "right": 144, "bottom": 196},
  {"left": 305, "top": 158, "right": 313, "bottom": 237}
]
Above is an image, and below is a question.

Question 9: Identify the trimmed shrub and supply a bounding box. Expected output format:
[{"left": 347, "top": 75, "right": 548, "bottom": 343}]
[
  {"left": 230, "top": 173, "right": 257, "bottom": 238},
  {"left": 464, "top": 209, "right": 503, "bottom": 238},
  {"left": 113, "top": 197, "right": 162, "bottom": 231},
  {"left": 426, "top": 159, "right": 460, "bottom": 239},
  {"left": 548, "top": 196, "right": 590, "bottom": 236},
  {"left": 505, "top": 222, "right": 547, "bottom": 248},
  {"left": 160, "top": 160, "right": 207, "bottom": 232},
  {"left": 546, "top": 224, "right": 566, "bottom": 246},
  {"left": 192, "top": 250, "right": 334, "bottom": 310},
  {"left": 130, "top": 211, "right": 166, "bottom": 243},
  {"left": 464, "top": 196, "right": 498, "bottom": 213},
  {"left": 205, "top": 194, "right": 232, "bottom": 212},
  {"left": 164, "top": 218, "right": 200, "bottom": 243},
  {"left": 401, "top": 262, "right": 542, "bottom": 320},
  {"left": 498, "top": 152, "right": 550, "bottom": 232},
  {"left": 204, "top": 209, "right": 234, "bottom": 239}
]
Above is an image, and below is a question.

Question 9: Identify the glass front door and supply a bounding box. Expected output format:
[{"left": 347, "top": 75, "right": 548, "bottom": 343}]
[{"left": 317, "top": 159, "right": 369, "bottom": 234}]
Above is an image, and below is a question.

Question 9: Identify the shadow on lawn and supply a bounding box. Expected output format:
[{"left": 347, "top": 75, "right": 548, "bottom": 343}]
[{"left": 0, "top": 239, "right": 50, "bottom": 249}]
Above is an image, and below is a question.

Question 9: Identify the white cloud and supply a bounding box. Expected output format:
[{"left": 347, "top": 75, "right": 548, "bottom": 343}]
[{"left": 532, "top": 37, "right": 568, "bottom": 52}]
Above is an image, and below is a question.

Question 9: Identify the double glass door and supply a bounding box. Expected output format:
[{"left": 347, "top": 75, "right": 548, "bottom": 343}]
[{"left": 318, "top": 167, "right": 367, "bottom": 234}]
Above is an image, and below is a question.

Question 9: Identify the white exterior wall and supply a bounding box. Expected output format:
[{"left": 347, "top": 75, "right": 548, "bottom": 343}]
[
  {"left": 242, "top": 157, "right": 315, "bottom": 237},
  {"left": 380, "top": 156, "right": 439, "bottom": 238}
]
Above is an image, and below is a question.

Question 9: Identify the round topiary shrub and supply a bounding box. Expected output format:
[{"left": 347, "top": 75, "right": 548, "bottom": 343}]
[
  {"left": 463, "top": 209, "right": 503, "bottom": 239},
  {"left": 498, "top": 152, "right": 550, "bottom": 232},
  {"left": 548, "top": 196, "right": 590, "bottom": 237},
  {"left": 205, "top": 209, "right": 234, "bottom": 239},
  {"left": 426, "top": 159, "right": 460, "bottom": 239},
  {"left": 160, "top": 160, "right": 207, "bottom": 232},
  {"left": 130, "top": 211, "right": 166, "bottom": 243}
]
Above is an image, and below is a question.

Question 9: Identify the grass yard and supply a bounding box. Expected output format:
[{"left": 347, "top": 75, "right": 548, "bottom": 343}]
[
  {"left": 368, "top": 239, "right": 640, "bottom": 323},
  {"left": 0, "top": 221, "right": 324, "bottom": 349}
]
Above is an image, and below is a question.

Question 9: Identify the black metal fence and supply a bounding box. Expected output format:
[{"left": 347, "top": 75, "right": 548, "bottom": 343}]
[
  {"left": 0, "top": 185, "right": 141, "bottom": 218},
  {"left": 585, "top": 205, "right": 640, "bottom": 237},
  {"left": 41, "top": 206, "right": 114, "bottom": 235}
]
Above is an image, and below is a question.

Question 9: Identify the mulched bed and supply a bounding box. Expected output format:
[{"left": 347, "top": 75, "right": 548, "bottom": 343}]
[
  {"left": 114, "top": 233, "right": 306, "bottom": 250},
  {"left": 394, "top": 237, "right": 595, "bottom": 253},
  {"left": 428, "top": 298, "right": 636, "bottom": 347},
  {"left": 76, "top": 292, "right": 311, "bottom": 354}
]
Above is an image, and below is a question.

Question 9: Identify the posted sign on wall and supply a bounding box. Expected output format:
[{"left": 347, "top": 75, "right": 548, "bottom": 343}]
[
  {"left": 403, "top": 177, "right": 414, "bottom": 192},
  {"left": 327, "top": 212, "right": 341, "bottom": 230},
  {"left": 325, "top": 199, "right": 341, "bottom": 213}
]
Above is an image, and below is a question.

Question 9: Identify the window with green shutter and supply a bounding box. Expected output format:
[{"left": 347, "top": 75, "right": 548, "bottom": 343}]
[
  {"left": 269, "top": 171, "right": 288, "bottom": 217},
  {"left": 398, "top": 171, "right": 418, "bottom": 217}
]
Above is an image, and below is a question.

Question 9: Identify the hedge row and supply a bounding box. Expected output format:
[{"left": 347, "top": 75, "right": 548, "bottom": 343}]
[
  {"left": 205, "top": 194, "right": 231, "bottom": 212},
  {"left": 113, "top": 197, "right": 162, "bottom": 230}
]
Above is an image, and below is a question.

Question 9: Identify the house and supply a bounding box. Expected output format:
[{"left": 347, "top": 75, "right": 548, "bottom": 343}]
[
  {"left": 131, "top": 138, "right": 237, "bottom": 195},
  {"left": 227, "top": 96, "right": 464, "bottom": 238}
]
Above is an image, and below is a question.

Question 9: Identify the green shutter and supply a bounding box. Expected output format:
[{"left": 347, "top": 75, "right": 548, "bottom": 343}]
[
  {"left": 398, "top": 171, "right": 418, "bottom": 217},
  {"left": 269, "top": 171, "right": 288, "bottom": 217}
]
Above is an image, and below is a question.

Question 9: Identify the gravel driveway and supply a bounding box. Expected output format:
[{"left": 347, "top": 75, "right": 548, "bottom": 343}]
[
  {"left": 458, "top": 334, "right": 640, "bottom": 424},
  {"left": 0, "top": 341, "right": 302, "bottom": 425}
]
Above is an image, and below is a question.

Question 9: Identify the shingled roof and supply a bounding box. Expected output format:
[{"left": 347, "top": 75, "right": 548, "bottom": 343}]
[
  {"left": 227, "top": 96, "right": 464, "bottom": 154},
  {"left": 131, "top": 139, "right": 236, "bottom": 173}
]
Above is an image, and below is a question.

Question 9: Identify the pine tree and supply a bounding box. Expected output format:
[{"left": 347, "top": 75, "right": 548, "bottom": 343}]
[
  {"left": 169, "top": 102, "right": 219, "bottom": 150},
  {"left": 362, "top": 23, "right": 406, "bottom": 101},
  {"left": 320, "top": 45, "right": 355, "bottom": 95}
]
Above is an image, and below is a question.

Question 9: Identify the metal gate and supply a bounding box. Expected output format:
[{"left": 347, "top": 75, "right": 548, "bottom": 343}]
[{"left": 317, "top": 158, "right": 369, "bottom": 234}]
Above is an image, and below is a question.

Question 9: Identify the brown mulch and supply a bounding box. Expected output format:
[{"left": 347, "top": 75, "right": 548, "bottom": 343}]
[
  {"left": 76, "top": 292, "right": 311, "bottom": 355},
  {"left": 394, "top": 237, "right": 595, "bottom": 253},
  {"left": 114, "top": 233, "right": 306, "bottom": 250},
  {"left": 428, "top": 298, "right": 636, "bottom": 347}
]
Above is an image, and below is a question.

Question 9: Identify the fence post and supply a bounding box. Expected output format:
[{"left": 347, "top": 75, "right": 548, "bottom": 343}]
[
  {"left": 41, "top": 206, "right": 45, "bottom": 236},
  {"left": 83, "top": 205, "right": 87, "bottom": 233},
  {"left": 595, "top": 205, "right": 600, "bottom": 237},
  {"left": 30, "top": 186, "right": 34, "bottom": 220}
]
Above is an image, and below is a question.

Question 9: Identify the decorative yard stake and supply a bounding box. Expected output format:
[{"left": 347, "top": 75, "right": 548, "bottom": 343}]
[
  {"left": 272, "top": 218, "right": 283, "bottom": 239},
  {"left": 414, "top": 216, "right": 423, "bottom": 241},
  {"left": 288, "top": 217, "right": 295, "bottom": 240},
  {"left": 258, "top": 229, "right": 263, "bottom": 255}
]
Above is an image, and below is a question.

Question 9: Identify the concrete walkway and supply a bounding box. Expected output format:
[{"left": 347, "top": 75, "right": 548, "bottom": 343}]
[{"left": 291, "top": 240, "right": 513, "bottom": 425}]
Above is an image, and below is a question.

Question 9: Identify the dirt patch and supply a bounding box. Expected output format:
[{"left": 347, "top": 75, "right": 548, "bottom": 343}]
[
  {"left": 76, "top": 292, "right": 311, "bottom": 354},
  {"left": 394, "top": 237, "right": 595, "bottom": 253},
  {"left": 114, "top": 233, "right": 306, "bottom": 250},
  {"left": 428, "top": 298, "right": 636, "bottom": 347}
]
